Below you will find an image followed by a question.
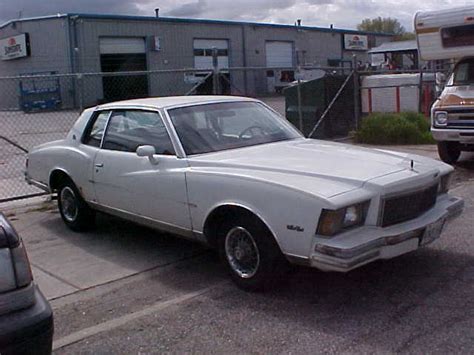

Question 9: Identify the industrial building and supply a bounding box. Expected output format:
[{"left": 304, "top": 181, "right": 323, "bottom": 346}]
[{"left": 0, "top": 13, "right": 392, "bottom": 109}]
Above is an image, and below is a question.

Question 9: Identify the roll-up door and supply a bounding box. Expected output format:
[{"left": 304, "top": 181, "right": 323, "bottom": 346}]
[
  {"left": 265, "top": 41, "right": 294, "bottom": 68},
  {"left": 99, "top": 37, "right": 148, "bottom": 102},
  {"left": 193, "top": 39, "right": 229, "bottom": 70},
  {"left": 99, "top": 37, "right": 146, "bottom": 54}
]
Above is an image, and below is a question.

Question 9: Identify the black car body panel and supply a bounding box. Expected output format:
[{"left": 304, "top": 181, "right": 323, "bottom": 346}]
[{"left": 0, "top": 213, "right": 54, "bottom": 355}]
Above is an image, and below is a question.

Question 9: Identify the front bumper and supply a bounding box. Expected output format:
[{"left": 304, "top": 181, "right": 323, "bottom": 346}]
[
  {"left": 310, "top": 194, "right": 464, "bottom": 272},
  {"left": 432, "top": 127, "right": 474, "bottom": 144},
  {"left": 0, "top": 286, "right": 54, "bottom": 355}
]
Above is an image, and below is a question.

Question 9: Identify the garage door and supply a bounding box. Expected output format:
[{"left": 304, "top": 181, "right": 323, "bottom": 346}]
[
  {"left": 193, "top": 39, "right": 229, "bottom": 70},
  {"left": 99, "top": 37, "right": 146, "bottom": 54},
  {"left": 265, "top": 41, "right": 294, "bottom": 68},
  {"left": 99, "top": 37, "right": 148, "bottom": 102}
]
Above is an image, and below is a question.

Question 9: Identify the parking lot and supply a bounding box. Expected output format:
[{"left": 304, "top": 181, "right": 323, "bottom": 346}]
[{"left": 2, "top": 144, "right": 473, "bottom": 353}]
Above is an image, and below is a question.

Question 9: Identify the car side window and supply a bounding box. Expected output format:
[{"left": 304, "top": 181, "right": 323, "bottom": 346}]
[
  {"left": 102, "top": 110, "right": 175, "bottom": 155},
  {"left": 83, "top": 111, "right": 110, "bottom": 147}
]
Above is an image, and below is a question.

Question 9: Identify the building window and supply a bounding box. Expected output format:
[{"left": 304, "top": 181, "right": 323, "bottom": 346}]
[{"left": 193, "top": 48, "right": 229, "bottom": 56}]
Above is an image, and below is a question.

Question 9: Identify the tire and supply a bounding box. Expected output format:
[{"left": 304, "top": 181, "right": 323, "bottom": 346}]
[
  {"left": 217, "top": 214, "right": 287, "bottom": 291},
  {"left": 437, "top": 141, "right": 461, "bottom": 164},
  {"left": 57, "top": 180, "right": 95, "bottom": 232}
]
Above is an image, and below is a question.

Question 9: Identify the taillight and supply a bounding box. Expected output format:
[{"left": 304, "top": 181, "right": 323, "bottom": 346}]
[
  {"left": 11, "top": 242, "right": 33, "bottom": 288},
  {"left": 0, "top": 224, "right": 19, "bottom": 248},
  {"left": 0, "top": 214, "right": 33, "bottom": 290},
  {"left": 0, "top": 249, "right": 17, "bottom": 293}
]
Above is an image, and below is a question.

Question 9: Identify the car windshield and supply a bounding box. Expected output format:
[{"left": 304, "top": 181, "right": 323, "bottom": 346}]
[
  {"left": 451, "top": 59, "right": 474, "bottom": 86},
  {"left": 167, "top": 101, "right": 302, "bottom": 155}
]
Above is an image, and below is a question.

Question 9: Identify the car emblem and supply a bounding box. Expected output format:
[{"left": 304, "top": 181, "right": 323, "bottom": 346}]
[{"left": 287, "top": 225, "right": 304, "bottom": 232}]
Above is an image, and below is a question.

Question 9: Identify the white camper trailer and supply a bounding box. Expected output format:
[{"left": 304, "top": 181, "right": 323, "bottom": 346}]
[
  {"left": 416, "top": 6, "right": 474, "bottom": 164},
  {"left": 415, "top": 6, "right": 474, "bottom": 61}
]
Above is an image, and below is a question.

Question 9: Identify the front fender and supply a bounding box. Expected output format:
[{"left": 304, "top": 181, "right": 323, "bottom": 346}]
[{"left": 187, "top": 171, "right": 328, "bottom": 257}]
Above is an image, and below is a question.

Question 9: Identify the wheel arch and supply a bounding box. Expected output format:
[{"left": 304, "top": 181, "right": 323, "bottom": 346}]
[
  {"left": 202, "top": 203, "right": 283, "bottom": 252},
  {"left": 49, "top": 169, "right": 73, "bottom": 192}
]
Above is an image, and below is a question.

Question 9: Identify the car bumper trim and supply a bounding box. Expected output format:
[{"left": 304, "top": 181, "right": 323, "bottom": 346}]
[{"left": 310, "top": 194, "right": 464, "bottom": 272}]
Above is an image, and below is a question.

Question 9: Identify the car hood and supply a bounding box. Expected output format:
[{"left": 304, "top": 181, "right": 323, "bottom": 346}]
[
  {"left": 188, "top": 139, "right": 445, "bottom": 198},
  {"left": 435, "top": 85, "right": 474, "bottom": 107}
]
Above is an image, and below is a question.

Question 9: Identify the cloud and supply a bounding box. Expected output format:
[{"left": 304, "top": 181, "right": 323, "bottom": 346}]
[
  {"left": 2, "top": 0, "right": 474, "bottom": 31},
  {"left": 167, "top": 0, "right": 207, "bottom": 17}
]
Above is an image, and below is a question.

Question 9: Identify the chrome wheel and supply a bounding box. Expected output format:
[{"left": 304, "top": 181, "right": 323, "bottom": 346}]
[
  {"left": 60, "top": 186, "right": 78, "bottom": 222},
  {"left": 225, "top": 226, "right": 260, "bottom": 279}
]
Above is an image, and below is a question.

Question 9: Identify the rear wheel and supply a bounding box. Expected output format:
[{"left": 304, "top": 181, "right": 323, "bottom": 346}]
[
  {"left": 437, "top": 141, "right": 461, "bottom": 164},
  {"left": 58, "top": 180, "right": 95, "bottom": 231},
  {"left": 218, "top": 214, "right": 287, "bottom": 291}
]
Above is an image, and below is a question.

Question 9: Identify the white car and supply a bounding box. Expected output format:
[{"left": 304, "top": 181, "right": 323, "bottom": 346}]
[{"left": 26, "top": 96, "right": 464, "bottom": 290}]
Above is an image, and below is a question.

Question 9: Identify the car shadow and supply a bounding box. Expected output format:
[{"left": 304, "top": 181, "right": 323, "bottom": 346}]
[
  {"left": 33, "top": 207, "right": 474, "bottom": 352},
  {"left": 37, "top": 209, "right": 472, "bottom": 300}
]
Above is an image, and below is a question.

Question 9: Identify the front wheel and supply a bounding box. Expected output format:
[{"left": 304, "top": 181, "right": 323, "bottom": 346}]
[
  {"left": 218, "top": 214, "right": 287, "bottom": 291},
  {"left": 437, "top": 141, "right": 461, "bottom": 164},
  {"left": 58, "top": 180, "right": 95, "bottom": 231}
]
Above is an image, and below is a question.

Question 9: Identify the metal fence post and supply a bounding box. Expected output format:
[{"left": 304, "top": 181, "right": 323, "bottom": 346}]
[
  {"left": 77, "top": 74, "right": 84, "bottom": 111},
  {"left": 296, "top": 66, "right": 304, "bottom": 133},
  {"left": 352, "top": 55, "right": 361, "bottom": 130},
  {"left": 212, "top": 47, "right": 220, "bottom": 95},
  {"left": 418, "top": 68, "right": 424, "bottom": 114}
]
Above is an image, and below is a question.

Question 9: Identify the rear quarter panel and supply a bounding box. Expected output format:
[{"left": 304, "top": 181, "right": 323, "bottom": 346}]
[
  {"left": 27, "top": 108, "right": 97, "bottom": 199},
  {"left": 27, "top": 141, "right": 97, "bottom": 201}
]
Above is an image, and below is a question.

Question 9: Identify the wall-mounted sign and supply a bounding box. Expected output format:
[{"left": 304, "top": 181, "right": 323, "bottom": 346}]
[
  {"left": 0, "top": 33, "right": 30, "bottom": 60},
  {"left": 371, "top": 53, "right": 386, "bottom": 67},
  {"left": 344, "top": 34, "right": 368, "bottom": 51},
  {"left": 153, "top": 36, "right": 161, "bottom": 51}
]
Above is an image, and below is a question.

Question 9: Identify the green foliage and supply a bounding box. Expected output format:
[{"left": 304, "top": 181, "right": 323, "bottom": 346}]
[
  {"left": 393, "top": 32, "right": 416, "bottom": 42},
  {"left": 357, "top": 17, "right": 406, "bottom": 35},
  {"left": 355, "top": 112, "right": 435, "bottom": 145}
]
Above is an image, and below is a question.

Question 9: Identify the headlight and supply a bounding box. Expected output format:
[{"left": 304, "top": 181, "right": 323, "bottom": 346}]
[
  {"left": 317, "top": 201, "right": 370, "bottom": 237},
  {"left": 434, "top": 111, "right": 448, "bottom": 126},
  {"left": 438, "top": 173, "right": 452, "bottom": 195}
]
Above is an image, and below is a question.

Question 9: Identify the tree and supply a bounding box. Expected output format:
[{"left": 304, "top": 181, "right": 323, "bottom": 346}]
[
  {"left": 357, "top": 17, "right": 405, "bottom": 35},
  {"left": 357, "top": 17, "right": 415, "bottom": 41}
]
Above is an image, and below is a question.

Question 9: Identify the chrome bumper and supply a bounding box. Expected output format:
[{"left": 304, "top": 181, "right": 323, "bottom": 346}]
[
  {"left": 310, "top": 194, "right": 464, "bottom": 272},
  {"left": 432, "top": 128, "right": 474, "bottom": 144}
]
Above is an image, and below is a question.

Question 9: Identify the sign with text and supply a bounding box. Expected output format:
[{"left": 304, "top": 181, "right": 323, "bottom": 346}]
[
  {"left": 1, "top": 34, "right": 30, "bottom": 60},
  {"left": 344, "top": 34, "right": 368, "bottom": 51}
]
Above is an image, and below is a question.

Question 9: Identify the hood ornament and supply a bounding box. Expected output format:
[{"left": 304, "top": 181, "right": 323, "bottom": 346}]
[{"left": 410, "top": 159, "right": 418, "bottom": 173}]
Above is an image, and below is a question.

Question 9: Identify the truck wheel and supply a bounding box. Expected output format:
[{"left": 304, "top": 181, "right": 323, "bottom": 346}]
[
  {"left": 58, "top": 180, "right": 95, "bottom": 232},
  {"left": 218, "top": 214, "right": 287, "bottom": 291},
  {"left": 437, "top": 141, "right": 461, "bottom": 164}
]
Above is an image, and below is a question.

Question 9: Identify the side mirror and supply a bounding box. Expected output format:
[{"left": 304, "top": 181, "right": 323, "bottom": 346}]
[
  {"left": 136, "top": 145, "right": 159, "bottom": 165},
  {"left": 435, "top": 72, "right": 447, "bottom": 97}
]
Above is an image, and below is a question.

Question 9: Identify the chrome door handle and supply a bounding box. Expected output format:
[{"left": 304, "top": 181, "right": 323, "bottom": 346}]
[{"left": 95, "top": 163, "right": 104, "bottom": 168}]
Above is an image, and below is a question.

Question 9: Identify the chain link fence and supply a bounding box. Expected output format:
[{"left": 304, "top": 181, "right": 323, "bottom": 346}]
[{"left": 1, "top": 64, "right": 439, "bottom": 203}]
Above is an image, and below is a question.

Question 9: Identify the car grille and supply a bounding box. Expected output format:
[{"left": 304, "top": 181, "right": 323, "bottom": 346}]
[
  {"left": 445, "top": 109, "right": 474, "bottom": 129},
  {"left": 380, "top": 184, "right": 438, "bottom": 227}
]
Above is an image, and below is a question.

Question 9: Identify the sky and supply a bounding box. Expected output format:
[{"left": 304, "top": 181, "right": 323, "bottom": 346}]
[{"left": 1, "top": 0, "right": 474, "bottom": 31}]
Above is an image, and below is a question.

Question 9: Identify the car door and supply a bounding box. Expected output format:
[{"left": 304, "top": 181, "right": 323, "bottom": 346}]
[
  {"left": 78, "top": 110, "right": 112, "bottom": 201},
  {"left": 92, "top": 109, "right": 192, "bottom": 231}
]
